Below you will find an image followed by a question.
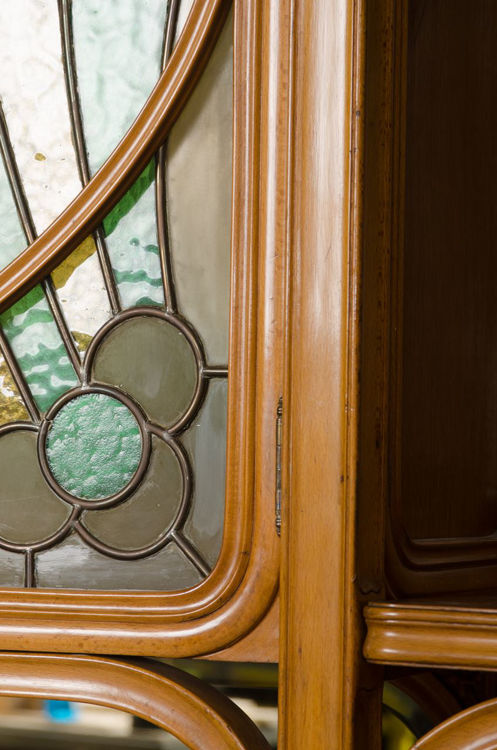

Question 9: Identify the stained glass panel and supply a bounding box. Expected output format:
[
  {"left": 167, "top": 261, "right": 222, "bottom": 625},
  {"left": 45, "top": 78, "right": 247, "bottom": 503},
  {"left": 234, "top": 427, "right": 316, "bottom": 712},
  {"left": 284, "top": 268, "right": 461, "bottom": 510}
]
[{"left": 0, "top": 1, "right": 232, "bottom": 590}]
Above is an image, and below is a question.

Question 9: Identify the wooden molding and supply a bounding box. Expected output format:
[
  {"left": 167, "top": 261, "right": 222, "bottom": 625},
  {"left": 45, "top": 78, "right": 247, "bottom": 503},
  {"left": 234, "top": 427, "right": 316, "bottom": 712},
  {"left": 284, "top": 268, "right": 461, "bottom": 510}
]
[
  {"left": 365, "top": 601, "right": 497, "bottom": 671},
  {"left": 414, "top": 699, "right": 497, "bottom": 750},
  {"left": 278, "top": 0, "right": 381, "bottom": 747},
  {"left": 0, "top": 653, "right": 270, "bottom": 750}
]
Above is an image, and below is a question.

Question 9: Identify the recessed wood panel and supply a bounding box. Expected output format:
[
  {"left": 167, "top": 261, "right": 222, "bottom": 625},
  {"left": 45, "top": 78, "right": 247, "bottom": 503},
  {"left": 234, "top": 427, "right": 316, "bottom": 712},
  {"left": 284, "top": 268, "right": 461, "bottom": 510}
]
[{"left": 400, "top": 0, "right": 497, "bottom": 540}]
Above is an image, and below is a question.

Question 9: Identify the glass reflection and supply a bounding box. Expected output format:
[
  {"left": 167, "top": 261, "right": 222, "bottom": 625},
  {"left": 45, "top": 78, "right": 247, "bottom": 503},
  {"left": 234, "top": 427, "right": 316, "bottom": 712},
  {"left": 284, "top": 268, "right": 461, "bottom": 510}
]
[{"left": 0, "top": 696, "right": 187, "bottom": 749}]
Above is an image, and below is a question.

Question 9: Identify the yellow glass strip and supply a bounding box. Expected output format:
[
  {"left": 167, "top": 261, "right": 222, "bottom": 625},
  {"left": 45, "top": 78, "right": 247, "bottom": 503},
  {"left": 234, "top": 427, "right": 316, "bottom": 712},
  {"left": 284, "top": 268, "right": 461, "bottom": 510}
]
[{"left": 0, "top": 352, "right": 29, "bottom": 424}]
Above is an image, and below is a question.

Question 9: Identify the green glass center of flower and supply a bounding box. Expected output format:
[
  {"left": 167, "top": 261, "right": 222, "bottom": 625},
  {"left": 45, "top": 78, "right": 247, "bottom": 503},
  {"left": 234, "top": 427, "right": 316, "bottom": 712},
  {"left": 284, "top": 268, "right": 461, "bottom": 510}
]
[{"left": 46, "top": 393, "right": 142, "bottom": 500}]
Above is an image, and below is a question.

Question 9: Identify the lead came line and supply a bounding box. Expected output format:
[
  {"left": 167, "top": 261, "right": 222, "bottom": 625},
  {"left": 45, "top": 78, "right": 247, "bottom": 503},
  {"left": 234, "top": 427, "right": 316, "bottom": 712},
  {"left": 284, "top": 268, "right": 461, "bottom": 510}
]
[
  {"left": 171, "top": 530, "right": 212, "bottom": 577},
  {"left": 155, "top": 0, "right": 181, "bottom": 313},
  {"left": 58, "top": 0, "right": 121, "bottom": 315},
  {"left": 24, "top": 549, "right": 35, "bottom": 588},
  {"left": 0, "top": 326, "right": 40, "bottom": 423},
  {"left": 0, "top": 101, "right": 83, "bottom": 378}
]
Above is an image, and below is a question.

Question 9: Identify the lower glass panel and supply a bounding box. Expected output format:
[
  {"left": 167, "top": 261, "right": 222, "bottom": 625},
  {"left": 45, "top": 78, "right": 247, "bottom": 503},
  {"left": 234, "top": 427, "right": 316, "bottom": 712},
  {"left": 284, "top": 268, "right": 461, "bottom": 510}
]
[{"left": 36, "top": 534, "right": 203, "bottom": 591}]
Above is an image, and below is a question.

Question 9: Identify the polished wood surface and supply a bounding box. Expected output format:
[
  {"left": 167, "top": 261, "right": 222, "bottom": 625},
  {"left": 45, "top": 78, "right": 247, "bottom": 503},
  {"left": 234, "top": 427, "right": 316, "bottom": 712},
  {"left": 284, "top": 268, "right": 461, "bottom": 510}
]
[
  {"left": 414, "top": 699, "right": 497, "bottom": 750},
  {"left": 278, "top": 0, "right": 380, "bottom": 747},
  {"left": 0, "top": 653, "right": 269, "bottom": 750},
  {"left": 365, "top": 600, "right": 497, "bottom": 671}
]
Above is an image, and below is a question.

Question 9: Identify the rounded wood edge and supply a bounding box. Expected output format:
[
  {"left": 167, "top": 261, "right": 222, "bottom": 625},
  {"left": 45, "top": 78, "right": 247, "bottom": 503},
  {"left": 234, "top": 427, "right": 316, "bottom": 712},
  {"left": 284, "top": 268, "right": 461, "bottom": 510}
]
[
  {"left": 364, "top": 603, "right": 497, "bottom": 671},
  {"left": 0, "top": 0, "right": 229, "bottom": 312},
  {"left": 0, "top": 653, "right": 270, "bottom": 750},
  {"left": 414, "top": 700, "right": 497, "bottom": 750}
]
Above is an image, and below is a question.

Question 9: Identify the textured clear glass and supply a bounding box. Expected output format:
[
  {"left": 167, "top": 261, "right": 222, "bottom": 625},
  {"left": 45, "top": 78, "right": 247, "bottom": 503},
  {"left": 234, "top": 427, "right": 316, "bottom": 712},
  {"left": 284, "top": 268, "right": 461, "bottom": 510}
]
[
  {"left": 0, "top": 160, "right": 26, "bottom": 270},
  {"left": 0, "top": 0, "right": 81, "bottom": 233},
  {"left": 51, "top": 238, "right": 112, "bottom": 351},
  {"left": 36, "top": 533, "right": 202, "bottom": 591},
  {"left": 167, "top": 12, "right": 233, "bottom": 362},
  {"left": 103, "top": 164, "right": 164, "bottom": 308},
  {"left": 175, "top": 0, "right": 195, "bottom": 43},
  {"left": 183, "top": 380, "right": 227, "bottom": 566},
  {"left": 71, "top": 0, "right": 166, "bottom": 173},
  {"left": 0, "top": 287, "right": 78, "bottom": 413},
  {"left": 72, "top": 0, "right": 166, "bottom": 308}
]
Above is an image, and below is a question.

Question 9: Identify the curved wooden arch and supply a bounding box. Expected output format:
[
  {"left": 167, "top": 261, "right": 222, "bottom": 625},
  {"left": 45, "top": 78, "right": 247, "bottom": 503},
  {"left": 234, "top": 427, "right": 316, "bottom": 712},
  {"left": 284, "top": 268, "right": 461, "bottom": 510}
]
[
  {"left": 414, "top": 699, "right": 497, "bottom": 749},
  {"left": 0, "top": 653, "right": 270, "bottom": 750},
  {"left": 0, "top": 0, "right": 229, "bottom": 312}
]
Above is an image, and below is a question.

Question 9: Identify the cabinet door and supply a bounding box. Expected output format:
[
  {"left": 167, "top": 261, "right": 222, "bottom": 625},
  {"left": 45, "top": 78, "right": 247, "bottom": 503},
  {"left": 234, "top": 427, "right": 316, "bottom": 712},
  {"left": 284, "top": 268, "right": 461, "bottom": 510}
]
[{"left": 0, "top": 0, "right": 282, "bottom": 657}]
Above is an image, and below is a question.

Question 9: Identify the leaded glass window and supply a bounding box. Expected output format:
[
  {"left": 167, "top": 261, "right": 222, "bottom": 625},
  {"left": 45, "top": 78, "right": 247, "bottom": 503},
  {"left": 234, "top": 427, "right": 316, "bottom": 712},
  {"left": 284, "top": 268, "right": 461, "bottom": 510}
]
[{"left": 0, "top": 0, "right": 232, "bottom": 590}]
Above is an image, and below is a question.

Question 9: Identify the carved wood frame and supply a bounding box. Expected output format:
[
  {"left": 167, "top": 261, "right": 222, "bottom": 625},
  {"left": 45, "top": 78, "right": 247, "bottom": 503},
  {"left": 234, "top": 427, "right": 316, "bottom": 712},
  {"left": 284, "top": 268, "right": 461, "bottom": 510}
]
[
  {"left": 0, "top": 0, "right": 283, "bottom": 658},
  {"left": 0, "top": 653, "right": 270, "bottom": 749}
]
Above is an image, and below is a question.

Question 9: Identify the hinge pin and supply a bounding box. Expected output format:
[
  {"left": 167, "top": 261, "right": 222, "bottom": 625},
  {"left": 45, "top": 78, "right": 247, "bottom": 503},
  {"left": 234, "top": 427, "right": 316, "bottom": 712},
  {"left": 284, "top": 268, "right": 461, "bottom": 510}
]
[{"left": 275, "top": 397, "right": 283, "bottom": 535}]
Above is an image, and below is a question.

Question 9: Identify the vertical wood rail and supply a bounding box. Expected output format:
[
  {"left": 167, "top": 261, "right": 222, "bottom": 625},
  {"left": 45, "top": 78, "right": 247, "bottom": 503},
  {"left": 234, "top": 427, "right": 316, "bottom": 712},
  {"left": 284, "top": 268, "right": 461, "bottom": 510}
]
[{"left": 279, "top": 0, "right": 376, "bottom": 747}]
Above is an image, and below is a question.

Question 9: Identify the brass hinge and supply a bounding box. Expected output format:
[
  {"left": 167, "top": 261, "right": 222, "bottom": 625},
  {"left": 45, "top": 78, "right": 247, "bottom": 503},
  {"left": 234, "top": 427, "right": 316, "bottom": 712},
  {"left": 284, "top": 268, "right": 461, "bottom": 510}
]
[{"left": 275, "top": 397, "right": 283, "bottom": 536}]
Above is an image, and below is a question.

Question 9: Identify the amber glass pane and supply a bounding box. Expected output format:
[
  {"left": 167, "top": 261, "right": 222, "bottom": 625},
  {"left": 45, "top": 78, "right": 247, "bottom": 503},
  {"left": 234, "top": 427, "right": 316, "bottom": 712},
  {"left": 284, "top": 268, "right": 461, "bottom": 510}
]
[{"left": 0, "top": 352, "right": 29, "bottom": 424}]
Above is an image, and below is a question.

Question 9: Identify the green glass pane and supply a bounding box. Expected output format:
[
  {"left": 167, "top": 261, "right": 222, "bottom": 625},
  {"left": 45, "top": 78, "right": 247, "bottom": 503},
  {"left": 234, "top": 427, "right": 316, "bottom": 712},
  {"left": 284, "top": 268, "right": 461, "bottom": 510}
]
[
  {"left": 92, "top": 316, "right": 197, "bottom": 427},
  {"left": 103, "top": 163, "right": 163, "bottom": 308},
  {"left": 183, "top": 379, "right": 227, "bottom": 566},
  {"left": 72, "top": 0, "right": 165, "bottom": 308},
  {"left": 0, "top": 430, "right": 71, "bottom": 545},
  {"left": 82, "top": 436, "right": 182, "bottom": 549},
  {"left": 0, "top": 286, "right": 78, "bottom": 413},
  {"left": 46, "top": 393, "right": 142, "bottom": 500},
  {"left": 71, "top": 0, "right": 166, "bottom": 173},
  {"left": 36, "top": 533, "right": 202, "bottom": 591},
  {"left": 0, "top": 158, "right": 26, "bottom": 270}
]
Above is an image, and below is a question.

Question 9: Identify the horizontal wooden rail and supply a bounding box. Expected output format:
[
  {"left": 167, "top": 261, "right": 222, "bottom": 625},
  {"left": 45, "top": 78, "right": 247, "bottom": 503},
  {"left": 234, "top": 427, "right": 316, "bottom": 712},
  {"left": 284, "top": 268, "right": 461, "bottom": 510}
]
[{"left": 364, "top": 601, "right": 497, "bottom": 671}]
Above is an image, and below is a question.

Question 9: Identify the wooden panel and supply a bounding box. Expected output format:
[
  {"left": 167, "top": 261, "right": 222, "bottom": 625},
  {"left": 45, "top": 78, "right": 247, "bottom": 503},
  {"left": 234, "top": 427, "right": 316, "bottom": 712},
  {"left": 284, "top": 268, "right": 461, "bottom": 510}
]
[{"left": 399, "top": 0, "right": 497, "bottom": 540}]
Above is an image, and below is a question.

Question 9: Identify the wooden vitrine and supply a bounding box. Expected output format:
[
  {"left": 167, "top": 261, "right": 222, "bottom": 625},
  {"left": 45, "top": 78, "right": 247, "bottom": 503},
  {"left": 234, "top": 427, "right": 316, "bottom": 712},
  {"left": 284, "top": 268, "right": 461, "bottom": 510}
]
[{"left": 0, "top": 0, "right": 363, "bottom": 745}]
